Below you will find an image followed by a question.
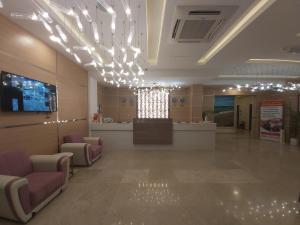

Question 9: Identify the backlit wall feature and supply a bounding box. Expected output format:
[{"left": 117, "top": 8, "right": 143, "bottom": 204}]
[{"left": 137, "top": 88, "right": 169, "bottom": 119}]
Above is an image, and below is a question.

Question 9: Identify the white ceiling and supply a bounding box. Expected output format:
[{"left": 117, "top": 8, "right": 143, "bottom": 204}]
[{"left": 1, "top": 0, "right": 300, "bottom": 86}]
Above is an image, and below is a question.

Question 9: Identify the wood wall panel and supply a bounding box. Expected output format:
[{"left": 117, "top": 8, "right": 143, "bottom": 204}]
[
  {"left": 58, "top": 120, "right": 88, "bottom": 145},
  {"left": 100, "top": 86, "right": 136, "bottom": 122},
  {"left": 0, "top": 124, "right": 58, "bottom": 155},
  {"left": 0, "top": 15, "right": 88, "bottom": 155},
  {"left": 0, "top": 15, "right": 56, "bottom": 74}
]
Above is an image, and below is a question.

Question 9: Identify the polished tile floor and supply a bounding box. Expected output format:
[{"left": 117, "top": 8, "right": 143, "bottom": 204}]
[{"left": 1, "top": 133, "right": 300, "bottom": 225}]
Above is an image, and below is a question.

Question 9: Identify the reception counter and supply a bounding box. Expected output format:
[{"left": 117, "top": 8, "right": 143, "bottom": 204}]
[{"left": 90, "top": 122, "right": 216, "bottom": 151}]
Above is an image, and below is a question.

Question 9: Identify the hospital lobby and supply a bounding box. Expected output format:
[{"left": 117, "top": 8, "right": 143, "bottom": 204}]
[{"left": 0, "top": 0, "right": 300, "bottom": 224}]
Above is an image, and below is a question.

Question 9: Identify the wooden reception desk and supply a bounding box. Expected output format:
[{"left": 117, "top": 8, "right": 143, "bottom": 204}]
[
  {"left": 133, "top": 119, "right": 173, "bottom": 144},
  {"left": 90, "top": 121, "right": 216, "bottom": 151}
]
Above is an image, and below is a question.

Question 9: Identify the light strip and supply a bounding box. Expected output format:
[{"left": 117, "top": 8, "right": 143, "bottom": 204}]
[
  {"left": 92, "top": 22, "right": 100, "bottom": 43},
  {"left": 219, "top": 74, "right": 300, "bottom": 79},
  {"left": 10, "top": 12, "right": 39, "bottom": 21},
  {"left": 247, "top": 59, "right": 300, "bottom": 64},
  {"left": 82, "top": 6, "right": 92, "bottom": 23},
  {"left": 39, "top": 15, "right": 53, "bottom": 33},
  {"left": 198, "top": 0, "right": 276, "bottom": 65},
  {"left": 55, "top": 25, "right": 67, "bottom": 43}
]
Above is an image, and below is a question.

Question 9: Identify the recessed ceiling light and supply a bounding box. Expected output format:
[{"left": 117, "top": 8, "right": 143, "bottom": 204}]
[
  {"left": 247, "top": 59, "right": 300, "bottom": 64},
  {"left": 219, "top": 74, "right": 300, "bottom": 79},
  {"left": 296, "top": 33, "right": 300, "bottom": 37},
  {"left": 197, "top": 0, "right": 276, "bottom": 65}
]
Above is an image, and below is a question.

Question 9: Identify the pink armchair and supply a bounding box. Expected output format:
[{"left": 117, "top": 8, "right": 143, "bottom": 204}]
[
  {"left": 61, "top": 134, "right": 103, "bottom": 166},
  {"left": 0, "top": 151, "right": 70, "bottom": 223}
]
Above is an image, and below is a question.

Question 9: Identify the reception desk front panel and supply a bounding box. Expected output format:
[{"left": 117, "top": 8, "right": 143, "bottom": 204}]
[
  {"left": 133, "top": 119, "right": 173, "bottom": 145},
  {"left": 90, "top": 122, "right": 216, "bottom": 151}
]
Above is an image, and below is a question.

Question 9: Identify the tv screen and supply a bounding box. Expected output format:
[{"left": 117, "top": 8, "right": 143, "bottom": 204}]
[{"left": 0, "top": 71, "right": 57, "bottom": 112}]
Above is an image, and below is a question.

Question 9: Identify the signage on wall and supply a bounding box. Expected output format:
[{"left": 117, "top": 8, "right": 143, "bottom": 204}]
[{"left": 260, "top": 100, "right": 283, "bottom": 142}]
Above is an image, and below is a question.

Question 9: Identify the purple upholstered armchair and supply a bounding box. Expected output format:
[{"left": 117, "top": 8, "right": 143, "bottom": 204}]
[
  {"left": 0, "top": 151, "right": 70, "bottom": 223},
  {"left": 61, "top": 134, "right": 103, "bottom": 166}
]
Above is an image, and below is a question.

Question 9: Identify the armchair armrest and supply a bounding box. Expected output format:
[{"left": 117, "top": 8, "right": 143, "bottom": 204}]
[
  {"left": 60, "top": 143, "right": 91, "bottom": 166},
  {"left": 83, "top": 136, "right": 103, "bottom": 145},
  {"left": 0, "top": 175, "right": 31, "bottom": 223},
  {"left": 30, "top": 154, "right": 69, "bottom": 172}
]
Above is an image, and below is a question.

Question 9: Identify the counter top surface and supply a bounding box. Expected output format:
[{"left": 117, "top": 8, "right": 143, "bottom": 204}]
[{"left": 91, "top": 122, "right": 216, "bottom": 131}]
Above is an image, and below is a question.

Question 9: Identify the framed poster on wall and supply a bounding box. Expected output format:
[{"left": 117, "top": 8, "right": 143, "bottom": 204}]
[
  {"left": 260, "top": 100, "right": 283, "bottom": 142},
  {"left": 214, "top": 96, "right": 235, "bottom": 127}
]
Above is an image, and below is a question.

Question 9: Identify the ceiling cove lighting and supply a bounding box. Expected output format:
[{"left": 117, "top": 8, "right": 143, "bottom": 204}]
[
  {"left": 197, "top": 0, "right": 276, "bottom": 65},
  {"left": 219, "top": 75, "right": 300, "bottom": 79},
  {"left": 247, "top": 59, "right": 300, "bottom": 64}
]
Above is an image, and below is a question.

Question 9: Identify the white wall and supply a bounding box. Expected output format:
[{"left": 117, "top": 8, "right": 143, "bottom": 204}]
[{"left": 88, "top": 73, "right": 98, "bottom": 126}]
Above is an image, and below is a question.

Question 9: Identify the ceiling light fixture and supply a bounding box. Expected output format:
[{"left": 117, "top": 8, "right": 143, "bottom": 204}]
[
  {"left": 73, "top": 53, "right": 81, "bottom": 63},
  {"left": 82, "top": 6, "right": 92, "bottom": 23},
  {"left": 73, "top": 46, "right": 93, "bottom": 55},
  {"left": 49, "top": 35, "right": 60, "bottom": 42},
  {"left": 197, "top": 0, "right": 276, "bottom": 65},
  {"left": 92, "top": 22, "right": 100, "bottom": 43},
  {"left": 229, "top": 82, "right": 300, "bottom": 92},
  {"left": 39, "top": 16, "right": 53, "bottom": 33},
  {"left": 247, "top": 59, "right": 300, "bottom": 64},
  {"left": 10, "top": 12, "right": 39, "bottom": 21},
  {"left": 84, "top": 61, "right": 97, "bottom": 68},
  {"left": 74, "top": 14, "right": 83, "bottom": 32},
  {"left": 0, "top": 0, "right": 3, "bottom": 8},
  {"left": 219, "top": 74, "right": 300, "bottom": 79},
  {"left": 55, "top": 25, "right": 67, "bottom": 43}
]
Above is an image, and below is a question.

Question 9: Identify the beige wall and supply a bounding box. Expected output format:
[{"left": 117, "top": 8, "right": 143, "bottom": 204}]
[
  {"left": 170, "top": 87, "right": 191, "bottom": 122},
  {"left": 236, "top": 96, "right": 255, "bottom": 130},
  {"left": 98, "top": 85, "right": 205, "bottom": 123},
  {"left": 0, "top": 15, "right": 88, "bottom": 155},
  {"left": 203, "top": 86, "right": 299, "bottom": 141},
  {"left": 98, "top": 86, "right": 136, "bottom": 122},
  {"left": 98, "top": 84, "right": 298, "bottom": 141}
]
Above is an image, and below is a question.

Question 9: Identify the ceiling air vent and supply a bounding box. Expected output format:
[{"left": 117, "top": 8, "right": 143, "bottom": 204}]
[
  {"left": 189, "top": 10, "right": 221, "bottom": 16},
  {"left": 171, "top": 5, "right": 238, "bottom": 43}
]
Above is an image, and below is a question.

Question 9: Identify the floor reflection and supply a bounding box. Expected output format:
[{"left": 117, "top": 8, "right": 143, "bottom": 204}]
[
  {"left": 217, "top": 198, "right": 300, "bottom": 222},
  {"left": 129, "top": 182, "right": 180, "bottom": 205}
]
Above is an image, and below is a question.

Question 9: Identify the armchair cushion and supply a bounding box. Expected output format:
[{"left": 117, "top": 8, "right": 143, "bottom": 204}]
[
  {"left": 25, "top": 172, "right": 65, "bottom": 208},
  {"left": 0, "top": 151, "right": 32, "bottom": 177},
  {"left": 64, "top": 134, "right": 85, "bottom": 143},
  {"left": 89, "top": 144, "right": 102, "bottom": 160}
]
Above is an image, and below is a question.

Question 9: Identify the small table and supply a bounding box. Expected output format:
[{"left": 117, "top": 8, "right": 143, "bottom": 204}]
[{"left": 56, "top": 152, "right": 74, "bottom": 179}]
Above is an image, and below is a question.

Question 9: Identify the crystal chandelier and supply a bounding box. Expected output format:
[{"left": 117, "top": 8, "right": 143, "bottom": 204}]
[{"left": 8, "top": 0, "right": 146, "bottom": 88}]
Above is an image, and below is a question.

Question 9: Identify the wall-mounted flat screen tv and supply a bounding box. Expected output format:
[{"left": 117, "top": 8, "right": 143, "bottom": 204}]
[{"left": 0, "top": 71, "right": 57, "bottom": 112}]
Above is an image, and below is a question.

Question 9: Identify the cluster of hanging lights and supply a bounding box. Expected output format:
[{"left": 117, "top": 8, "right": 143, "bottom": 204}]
[
  {"left": 222, "top": 82, "right": 300, "bottom": 93},
  {"left": 7, "top": 0, "right": 146, "bottom": 88},
  {"left": 132, "top": 83, "right": 182, "bottom": 95}
]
